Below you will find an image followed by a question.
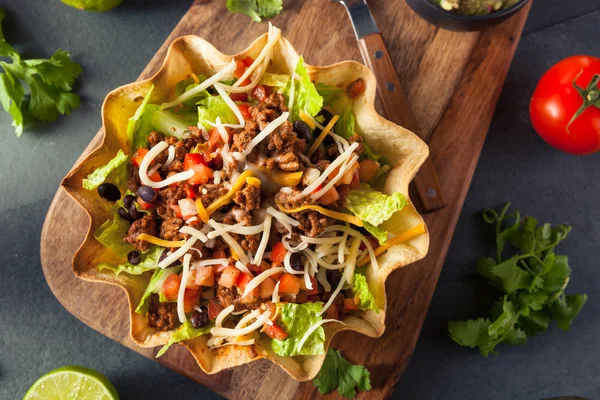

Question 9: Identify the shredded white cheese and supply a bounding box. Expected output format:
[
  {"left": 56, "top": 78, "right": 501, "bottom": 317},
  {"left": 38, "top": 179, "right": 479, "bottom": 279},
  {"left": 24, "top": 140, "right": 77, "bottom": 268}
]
[
  {"left": 296, "top": 319, "right": 345, "bottom": 354},
  {"left": 242, "top": 267, "right": 284, "bottom": 298},
  {"left": 233, "top": 23, "right": 281, "bottom": 88},
  {"left": 177, "top": 254, "right": 192, "bottom": 323},
  {"left": 215, "top": 305, "right": 235, "bottom": 328},
  {"left": 338, "top": 232, "right": 348, "bottom": 263},
  {"left": 272, "top": 280, "right": 281, "bottom": 303},
  {"left": 234, "top": 261, "right": 253, "bottom": 276},
  {"left": 213, "top": 170, "right": 222, "bottom": 184},
  {"left": 157, "top": 236, "right": 199, "bottom": 269},
  {"left": 139, "top": 141, "right": 195, "bottom": 189},
  {"left": 252, "top": 214, "right": 272, "bottom": 264},
  {"left": 208, "top": 220, "right": 250, "bottom": 265},
  {"left": 179, "top": 226, "right": 209, "bottom": 242},
  {"left": 283, "top": 251, "right": 303, "bottom": 275},
  {"left": 318, "top": 274, "right": 347, "bottom": 317},
  {"left": 324, "top": 225, "right": 379, "bottom": 271},
  {"left": 300, "top": 235, "right": 344, "bottom": 245},
  {"left": 210, "top": 310, "right": 271, "bottom": 337},
  {"left": 243, "top": 112, "right": 289, "bottom": 156},
  {"left": 316, "top": 267, "right": 331, "bottom": 292},
  {"left": 161, "top": 146, "right": 175, "bottom": 170},
  {"left": 343, "top": 237, "right": 361, "bottom": 286},
  {"left": 310, "top": 155, "right": 358, "bottom": 201},
  {"left": 213, "top": 83, "right": 245, "bottom": 126},
  {"left": 192, "top": 258, "right": 229, "bottom": 268},
  {"left": 266, "top": 206, "right": 300, "bottom": 227},
  {"left": 303, "top": 261, "right": 313, "bottom": 290}
]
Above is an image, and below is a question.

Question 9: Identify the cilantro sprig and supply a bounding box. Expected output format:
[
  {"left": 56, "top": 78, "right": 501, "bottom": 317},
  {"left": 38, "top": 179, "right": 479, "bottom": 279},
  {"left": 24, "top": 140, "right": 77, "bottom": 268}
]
[
  {"left": 0, "top": 8, "right": 82, "bottom": 136},
  {"left": 448, "top": 203, "right": 587, "bottom": 356},
  {"left": 226, "top": 0, "right": 283, "bottom": 23},
  {"left": 313, "top": 349, "right": 371, "bottom": 398}
]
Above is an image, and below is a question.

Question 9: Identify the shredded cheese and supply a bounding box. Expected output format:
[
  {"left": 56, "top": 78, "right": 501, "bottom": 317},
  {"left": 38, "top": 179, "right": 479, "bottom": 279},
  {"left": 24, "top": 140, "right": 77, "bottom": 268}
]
[
  {"left": 207, "top": 220, "right": 250, "bottom": 265},
  {"left": 205, "top": 170, "right": 254, "bottom": 215},
  {"left": 266, "top": 206, "right": 300, "bottom": 227},
  {"left": 177, "top": 254, "right": 192, "bottom": 323},
  {"left": 343, "top": 237, "right": 361, "bottom": 285},
  {"left": 316, "top": 267, "right": 331, "bottom": 292},
  {"left": 358, "top": 224, "right": 427, "bottom": 266},
  {"left": 338, "top": 232, "right": 348, "bottom": 263},
  {"left": 318, "top": 274, "right": 347, "bottom": 317},
  {"left": 296, "top": 319, "right": 345, "bottom": 354},
  {"left": 157, "top": 236, "right": 198, "bottom": 269},
  {"left": 243, "top": 112, "right": 289, "bottom": 156},
  {"left": 214, "top": 117, "right": 230, "bottom": 143},
  {"left": 139, "top": 141, "right": 195, "bottom": 188},
  {"left": 210, "top": 310, "right": 271, "bottom": 337},
  {"left": 299, "top": 235, "right": 344, "bottom": 245},
  {"left": 242, "top": 267, "right": 284, "bottom": 298},
  {"left": 213, "top": 83, "right": 245, "bottom": 126},
  {"left": 310, "top": 155, "right": 358, "bottom": 201},
  {"left": 324, "top": 225, "right": 379, "bottom": 271},
  {"left": 178, "top": 226, "right": 209, "bottom": 242},
  {"left": 195, "top": 198, "right": 210, "bottom": 223},
  {"left": 299, "top": 110, "right": 315, "bottom": 129},
  {"left": 283, "top": 251, "right": 303, "bottom": 275},
  {"left": 233, "top": 23, "right": 281, "bottom": 88},
  {"left": 215, "top": 305, "right": 235, "bottom": 328},
  {"left": 300, "top": 142, "right": 359, "bottom": 197},
  {"left": 213, "top": 171, "right": 222, "bottom": 184},
  {"left": 252, "top": 214, "right": 272, "bottom": 264},
  {"left": 282, "top": 236, "right": 308, "bottom": 252},
  {"left": 160, "top": 61, "right": 237, "bottom": 110},
  {"left": 192, "top": 258, "right": 229, "bottom": 268},
  {"left": 161, "top": 145, "right": 175, "bottom": 170},
  {"left": 277, "top": 202, "right": 363, "bottom": 227},
  {"left": 136, "top": 234, "right": 185, "bottom": 248},
  {"left": 306, "top": 115, "right": 340, "bottom": 157},
  {"left": 303, "top": 261, "right": 313, "bottom": 290},
  {"left": 234, "top": 261, "right": 253, "bottom": 275},
  {"left": 206, "top": 222, "right": 245, "bottom": 239},
  {"left": 271, "top": 280, "right": 281, "bottom": 303},
  {"left": 246, "top": 177, "right": 261, "bottom": 187},
  {"left": 305, "top": 112, "right": 350, "bottom": 152}
]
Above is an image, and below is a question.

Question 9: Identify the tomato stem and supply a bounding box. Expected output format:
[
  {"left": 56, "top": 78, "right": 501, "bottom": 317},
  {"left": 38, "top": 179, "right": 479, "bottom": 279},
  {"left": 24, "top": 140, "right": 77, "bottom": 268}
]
[{"left": 567, "top": 71, "right": 600, "bottom": 134}]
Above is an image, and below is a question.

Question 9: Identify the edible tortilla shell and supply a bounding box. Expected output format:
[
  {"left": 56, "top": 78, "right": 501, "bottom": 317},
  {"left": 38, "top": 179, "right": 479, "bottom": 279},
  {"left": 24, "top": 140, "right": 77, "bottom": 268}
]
[{"left": 62, "top": 32, "right": 430, "bottom": 381}]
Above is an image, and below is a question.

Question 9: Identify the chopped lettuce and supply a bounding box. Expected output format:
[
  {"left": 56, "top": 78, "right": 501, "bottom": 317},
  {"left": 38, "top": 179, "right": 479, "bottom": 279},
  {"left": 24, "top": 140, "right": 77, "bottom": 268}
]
[
  {"left": 152, "top": 109, "right": 197, "bottom": 138},
  {"left": 197, "top": 95, "right": 238, "bottom": 130},
  {"left": 283, "top": 56, "right": 323, "bottom": 121},
  {"left": 260, "top": 73, "right": 289, "bottom": 91},
  {"left": 127, "top": 85, "right": 160, "bottom": 152},
  {"left": 271, "top": 302, "right": 326, "bottom": 356},
  {"left": 156, "top": 321, "right": 212, "bottom": 358},
  {"left": 334, "top": 108, "right": 382, "bottom": 163},
  {"left": 94, "top": 213, "right": 135, "bottom": 257},
  {"left": 135, "top": 264, "right": 180, "bottom": 314},
  {"left": 82, "top": 149, "right": 129, "bottom": 190},
  {"left": 352, "top": 274, "right": 378, "bottom": 313},
  {"left": 99, "top": 246, "right": 163, "bottom": 277},
  {"left": 315, "top": 83, "right": 343, "bottom": 106},
  {"left": 345, "top": 184, "right": 408, "bottom": 244}
]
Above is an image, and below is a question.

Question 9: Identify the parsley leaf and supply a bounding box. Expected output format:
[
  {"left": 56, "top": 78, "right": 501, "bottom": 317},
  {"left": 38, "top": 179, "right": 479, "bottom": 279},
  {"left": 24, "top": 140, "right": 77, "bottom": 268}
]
[
  {"left": 448, "top": 203, "right": 587, "bottom": 356},
  {"left": 226, "top": 0, "right": 283, "bottom": 22},
  {"left": 313, "top": 349, "right": 371, "bottom": 398},
  {"left": 0, "top": 8, "right": 82, "bottom": 136}
]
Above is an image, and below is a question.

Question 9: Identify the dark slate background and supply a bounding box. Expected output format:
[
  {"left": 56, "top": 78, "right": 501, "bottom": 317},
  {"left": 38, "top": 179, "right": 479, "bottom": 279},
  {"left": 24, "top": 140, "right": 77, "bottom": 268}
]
[{"left": 1, "top": 1, "right": 598, "bottom": 399}]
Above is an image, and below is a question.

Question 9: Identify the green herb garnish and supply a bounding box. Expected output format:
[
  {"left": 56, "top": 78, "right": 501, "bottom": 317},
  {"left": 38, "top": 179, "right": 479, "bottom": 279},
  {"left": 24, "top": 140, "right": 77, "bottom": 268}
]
[{"left": 313, "top": 349, "right": 371, "bottom": 398}]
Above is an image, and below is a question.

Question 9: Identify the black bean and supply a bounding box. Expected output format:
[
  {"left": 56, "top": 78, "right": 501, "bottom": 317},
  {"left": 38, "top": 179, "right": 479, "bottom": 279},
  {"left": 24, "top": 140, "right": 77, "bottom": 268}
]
[
  {"left": 117, "top": 207, "right": 133, "bottom": 223},
  {"left": 127, "top": 250, "right": 141, "bottom": 265},
  {"left": 158, "top": 249, "right": 176, "bottom": 268},
  {"left": 293, "top": 120, "right": 312, "bottom": 142},
  {"left": 191, "top": 306, "right": 209, "bottom": 329},
  {"left": 128, "top": 203, "right": 144, "bottom": 221},
  {"left": 290, "top": 252, "right": 303, "bottom": 271},
  {"left": 122, "top": 194, "right": 136, "bottom": 209},
  {"left": 317, "top": 109, "right": 333, "bottom": 125},
  {"left": 326, "top": 270, "right": 342, "bottom": 288},
  {"left": 313, "top": 109, "right": 335, "bottom": 146},
  {"left": 137, "top": 185, "right": 157, "bottom": 203},
  {"left": 98, "top": 183, "right": 121, "bottom": 202}
]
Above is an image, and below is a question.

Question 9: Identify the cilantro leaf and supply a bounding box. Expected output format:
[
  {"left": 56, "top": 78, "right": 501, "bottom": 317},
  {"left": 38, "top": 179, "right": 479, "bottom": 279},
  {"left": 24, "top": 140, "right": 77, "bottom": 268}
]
[
  {"left": 226, "top": 0, "right": 282, "bottom": 22},
  {"left": 313, "top": 349, "right": 371, "bottom": 398},
  {"left": 257, "top": 0, "right": 283, "bottom": 18},
  {"left": 490, "top": 256, "right": 532, "bottom": 293}
]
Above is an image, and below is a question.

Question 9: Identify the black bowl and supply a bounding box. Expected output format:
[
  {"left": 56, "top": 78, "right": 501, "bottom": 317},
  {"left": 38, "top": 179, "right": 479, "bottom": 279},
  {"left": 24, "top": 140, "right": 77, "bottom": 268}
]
[{"left": 405, "top": 0, "right": 530, "bottom": 32}]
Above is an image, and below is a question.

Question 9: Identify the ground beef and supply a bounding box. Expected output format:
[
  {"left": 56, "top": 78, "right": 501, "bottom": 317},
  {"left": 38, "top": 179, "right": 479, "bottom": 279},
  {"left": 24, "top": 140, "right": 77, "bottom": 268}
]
[
  {"left": 297, "top": 210, "right": 332, "bottom": 237},
  {"left": 275, "top": 190, "right": 310, "bottom": 209},
  {"left": 310, "top": 149, "right": 326, "bottom": 165},
  {"left": 222, "top": 207, "right": 252, "bottom": 226},
  {"left": 160, "top": 217, "right": 184, "bottom": 241},
  {"left": 348, "top": 134, "right": 365, "bottom": 155},
  {"left": 267, "top": 121, "right": 296, "bottom": 153},
  {"left": 231, "top": 120, "right": 258, "bottom": 152},
  {"left": 147, "top": 131, "right": 165, "bottom": 147},
  {"left": 251, "top": 108, "right": 279, "bottom": 131},
  {"left": 233, "top": 183, "right": 261, "bottom": 211},
  {"left": 265, "top": 151, "right": 301, "bottom": 172},
  {"left": 216, "top": 286, "right": 259, "bottom": 311},
  {"left": 124, "top": 214, "right": 157, "bottom": 251},
  {"left": 313, "top": 159, "right": 330, "bottom": 173},
  {"left": 156, "top": 186, "right": 186, "bottom": 219},
  {"left": 263, "top": 93, "right": 288, "bottom": 113},
  {"left": 166, "top": 142, "right": 188, "bottom": 172},
  {"left": 127, "top": 164, "right": 141, "bottom": 192},
  {"left": 327, "top": 143, "right": 340, "bottom": 158},
  {"left": 241, "top": 234, "right": 260, "bottom": 252},
  {"left": 198, "top": 183, "right": 228, "bottom": 208},
  {"left": 147, "top": 294, "right": 179, "bottom": 331}
]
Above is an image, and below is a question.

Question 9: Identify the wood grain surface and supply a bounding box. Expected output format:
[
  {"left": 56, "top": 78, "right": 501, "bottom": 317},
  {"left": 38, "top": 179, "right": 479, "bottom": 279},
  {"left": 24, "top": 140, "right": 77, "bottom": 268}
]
[{"left": 40, "top": 0, "right": 532, "bottom": 398}]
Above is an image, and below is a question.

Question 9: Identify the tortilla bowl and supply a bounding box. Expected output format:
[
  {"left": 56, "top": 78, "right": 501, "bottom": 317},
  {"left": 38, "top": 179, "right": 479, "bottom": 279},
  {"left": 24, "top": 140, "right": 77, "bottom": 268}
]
[{"left": 61, "top": 31, "right": 430, "bottom": 381}]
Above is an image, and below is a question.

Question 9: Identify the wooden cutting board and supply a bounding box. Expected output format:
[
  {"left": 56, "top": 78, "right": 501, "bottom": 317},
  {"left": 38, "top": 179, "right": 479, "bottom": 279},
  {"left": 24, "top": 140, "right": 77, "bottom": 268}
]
[{"left": 40, "top": 1, "right": 532, "bottom": 398}]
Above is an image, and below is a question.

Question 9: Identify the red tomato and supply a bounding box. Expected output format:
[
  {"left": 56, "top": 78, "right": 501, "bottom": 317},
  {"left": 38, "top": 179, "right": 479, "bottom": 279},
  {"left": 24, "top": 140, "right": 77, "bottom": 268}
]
[
  {"left": 219, "top": 266, "right": 241, "bottom": 288},
  {"left": 318, "top": 187, "right": 339, "bottom": 206},
  {"left": 278, "top": 274, "right": 302, "bottom": 295},
  {"left": 149, "top": 171, "right": 162, "bottom": 182},
  {"left": 346, "top": 78, "right": 366, "bottom": 99},
  {"left": 184, "top": 153, "right": 208, "bottom": 170},
  {"left": 212, "top": 250, "right": 226, "bottom": 259},
  {"left": 162, "top": 274, "right": 181, "bottom": 301},
  {"left": 193, "top": 266, "right": 215, "bottom": 287},
  {"left": 242, "top": 56, "right": 255, "bottom": 68},
  {"left": 209, "top": 154, "right": 223, "bottom": 170},
  {"left": 311, "top": 184, "right": 323, "bottom": 195},
  {"left": 259, "top": 277, "right": 276, "bottom": 299},
  {"left": 238, "top": 104, "right": 251, "bottom": 121},
  {"left": 325, "top": 303, "right": 340, "bottom": 320},
  {"left": 208, "top": 299, "right": 224, "bottom": 321},
  {"left": 230, "top": 93, "right": 248, "bottom": 102},
  {"left": 264, "top": 323, "right": 288, "bottom": 340},
  {"left": 530, "top": 55, "right": 600, "bottom": 155},
  {"left": 344, "top": 297, "right": 359, "bottom": 311},
  {"left": 184, "top": 185, "right": 196, "bottom": 199},
  {"left": 270, "top": 242, "right": 286, "bottom": 265},
  {"left": 234, "top": 60, "right": 245, "bottom": 78},
  {"left": 132, "top": 148, "right": 149, "bottom": 167},
  {"left": 188, "top": 163, "right": 214, "bottom": 185},
  {"left": 264, "top": 85, "right": 273, "bottom": 97},
  {"left": 251, "top": 84, "right": 267, "bottom": 102},
  {"left": 183, "top": 289, "right": 200, "bottom": 313},
  {"left": 349, "top": 170, "right": 361, "bottom": 189},
  {"left": 170, "top": 204, "right": 182, "bottom": 218},
  {"left": 208, "top": 127, "right": 224, "bottom": 150},
  {"left": 137, "top": 198, "right": 155, "bottom": 210},
  {"left": 236, "top": 273, "right": 253, "bottom": 292}
]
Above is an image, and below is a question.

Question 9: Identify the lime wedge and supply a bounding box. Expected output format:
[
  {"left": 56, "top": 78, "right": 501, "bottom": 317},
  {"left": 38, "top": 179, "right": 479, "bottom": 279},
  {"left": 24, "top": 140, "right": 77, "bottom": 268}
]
[
  {"left": 60, "top": 0, "right": 122, "bottom": 12},
  {"left": 24, "top": 366, "right": 119, "bottom": 400}
]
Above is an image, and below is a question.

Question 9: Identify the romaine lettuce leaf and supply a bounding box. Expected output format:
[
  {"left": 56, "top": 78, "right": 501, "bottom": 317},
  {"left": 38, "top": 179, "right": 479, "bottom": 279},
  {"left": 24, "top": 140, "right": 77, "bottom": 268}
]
[
  {"left": 152, "top": 109, "right": 197, "bottom": 139},
  {"left": 259, "top": 73, "right": 289, "bottom": 91},
  {"left": 94, "top": 213, "right": 135, "bottom": 257},
  {"left": 271, "top": 302, "right": 326, "bottom": 356},
  {"left": 98, "top": 246, "right": 163, "bottom": 277},
  {"left": 82, "top": 149, "right": 129, "bottom": 190},
  {"left": 156, "top": 321, "right": 212, "bottom": 358},
  {"left": 315, "top": 82, "right": 342, "bottom": 106},
  {"left": 283, "top": 56, "right": 323, "bottom": 121},
  {"left": 127, "top": 85, "right": 160, "bottom": 152},
  {"left": 135, "top": 264, "right": 180, "bottom": 314},
  {"left": 197, "top": 95, "right": 238, "bottom": 130},
  {"left": 334, "top": 108, "right": 382, "bottom": 163},
  {"left": 352, "top": 274, "right": 378, "bottom": 313},
  {"left": 345, "top": 184, "right": 407, "bottom": 244}
]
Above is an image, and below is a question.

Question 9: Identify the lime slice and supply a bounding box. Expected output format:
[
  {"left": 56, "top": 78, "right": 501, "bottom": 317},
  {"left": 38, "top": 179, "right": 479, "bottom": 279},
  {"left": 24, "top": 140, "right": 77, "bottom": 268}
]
[
  {"left": 24, "top": 366, "right": 119, "bottom": 400},
  {"left": 60, "top": 0, "right": 122, "bottom": 12}
]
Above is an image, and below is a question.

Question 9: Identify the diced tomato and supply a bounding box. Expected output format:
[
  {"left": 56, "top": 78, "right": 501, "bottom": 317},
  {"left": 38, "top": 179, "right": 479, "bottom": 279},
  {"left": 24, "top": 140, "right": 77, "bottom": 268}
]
[
  {"left": 208, "top": 127, "right": 224, "bottom": 150},
  {"left": 184, "top": 185, "right": 196, "bottom": 199},
  {"left": 212, "top": 250, "right": 226, "bottom": 259},
  {"left": 278, "top": 274, "right": 302, "bottom": 295},
  {"left": 188, "top": 163, "right": 214, "bottom": 185},
  {"left": 132, "top": 148, "right": 149, "bottom": 167},
  {"left": 311, "top": 184, "right": 323, "bottom": 194},
  {"left": 264, "top": 323, "right": 288, "bottom": 340},
  {"left": 318, "top": 187, "right": 339, "bottom": 206},
  {"left": 208, "top": 298, "right": 224, "bottom": 321},
  {"left": 162, "top": 274, "right": 181, "bottom": 301},
  {"left": 149, "top": 171, "right": 162, "bottom": 182},
  {"left": 264, "top": 85, "right": 273, "bottom": 97},
  {"left": 238, "top": 104, "right": 251, "bottom": 121},
  {"left": 259, "top": 277, "right": 276, "bottom": 299},
  {"left": 240, "top": 78, "right": 251, "bottom": 86},
  {"left": 170, "top": 204, "right": 182, "bottom": 218},
  {"left": 304, "top": 277, "right": 319, "bottom": 295},
  {"left": 251, "top": 84, "right": 267, "bottom": 102},
  {"left": 184, "top": 153, "right": 208, "bottom": 170},
  {"left": 237, "top": 273, "right": 259, "bottom": 303},
  {"left": 236, "top": 273, "right": 253, "bottom": 292},
  {"left": 234, "top": 59, "right": 245, "bottom": 78},
  {"left": 242, "top": 56, "right": 255, "bottom": 67},
  {"left": 219, "top": 266, "right": 241, "bottom": 288},
  {"left": 213, "top": 262, "right": 229, "bottom": 274},
  {"left": 183, "top": 289, "right": 200, "bottom": 313},
  {"left": 325, "top": 303, "right": 340, "bottom": 320},
  {"left": 193, "top": 266, "right": 215, "bottom": 287},
  {"left": 230, "top": 93, "right": 248, "bottom": 102},
  {"left": 346, "top": 77, "right": 366, "bottom": 99},
  {"left": 137, "top": 198, "right": 155, "bottom": 210},
  {"left": 344, "top": 297, "right": 359, "bottom": 311},
  {"left": 349, "top": 170, "right": 361, "bottom": 189},
  {"left": 270, "top": 242, "right": 286, "bottom": 265}
]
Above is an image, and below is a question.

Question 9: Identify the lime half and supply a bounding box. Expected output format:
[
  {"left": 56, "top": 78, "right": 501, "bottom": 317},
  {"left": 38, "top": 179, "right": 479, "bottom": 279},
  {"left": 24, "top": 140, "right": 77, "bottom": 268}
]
[
  {"left": 24, "top": 366, "right": 119, "bottom": 400},
  {"left": 60, "top": 0, "right": 122, "bottom": 12}
]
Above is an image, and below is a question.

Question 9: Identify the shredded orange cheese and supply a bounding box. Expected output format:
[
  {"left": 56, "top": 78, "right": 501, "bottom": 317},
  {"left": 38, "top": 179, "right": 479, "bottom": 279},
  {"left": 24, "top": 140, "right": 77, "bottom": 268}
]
[
  {"left": 299, "top": 110, "right": 315, "bottom": 129},
  {"left": 246, "top": 177, "right": 261, "bottom": 187},
  {"left": 195, "top": 198, "right": 210, "bottom": 223},
  {"left": 276, "top": 201, "right": 363, "bottom": 227},
  {"left": 136, "top": 233, "right": 186, "bottom": 248},
  {"left": 307, "top": 114, "right": 339, "bottom": 157},
  {"left": 358, "top": 224, "right": 427, "bottom": 266},
  {"left": 205, "top": 170, "right": 254, "bottom": 215},
  {"left": 189, "top": 73, "right": 200, "bottom": 84}
]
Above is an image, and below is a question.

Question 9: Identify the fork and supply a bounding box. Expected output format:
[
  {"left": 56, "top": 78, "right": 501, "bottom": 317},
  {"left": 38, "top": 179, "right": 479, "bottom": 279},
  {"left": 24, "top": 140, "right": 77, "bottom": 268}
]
[{"left": 331, "top": 0, "right": 447, "bottom": 212}]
